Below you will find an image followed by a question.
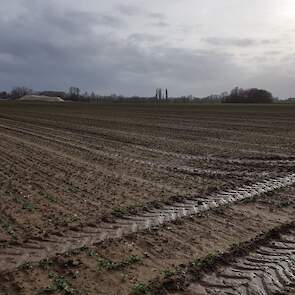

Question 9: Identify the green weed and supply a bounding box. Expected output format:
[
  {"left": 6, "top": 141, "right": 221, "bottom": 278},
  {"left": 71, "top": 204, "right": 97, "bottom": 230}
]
[
  {"left": 44, "top": 272, "right": 74, "bottom": 294},
  {"left": 97, "top": 255, "right": 141, "bottom": 271},
  {"left": 39, "top": 258, "right": 54, "bottom": 270},
  {"left": 162, "top": 269, "right": 175, "bottom": 279},
  {"left": 131, "top": 282, "right": 151, "bottom": 295},
  {"left": 18, "top": 261, "right": 33, "bottom": 270}
]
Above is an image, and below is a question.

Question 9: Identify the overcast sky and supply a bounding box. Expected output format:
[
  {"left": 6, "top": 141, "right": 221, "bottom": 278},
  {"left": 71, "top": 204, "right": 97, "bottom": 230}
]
[{"left": 0, "top": 0, "right": 295, "bottom": 98}]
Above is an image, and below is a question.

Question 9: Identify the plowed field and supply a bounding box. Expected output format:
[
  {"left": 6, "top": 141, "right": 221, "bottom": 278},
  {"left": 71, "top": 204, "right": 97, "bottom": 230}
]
[{"left": 0, "top": 102, "right": 294, "bottom": 294}]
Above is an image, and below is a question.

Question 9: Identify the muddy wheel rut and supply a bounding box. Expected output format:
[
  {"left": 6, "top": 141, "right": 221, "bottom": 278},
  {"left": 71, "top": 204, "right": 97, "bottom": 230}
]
[
  {"left": 0, "top": 173, "right": 294, "bottom": 274},
  {"left": 172, "top": 229, "right": 295, "bottom": 295}
]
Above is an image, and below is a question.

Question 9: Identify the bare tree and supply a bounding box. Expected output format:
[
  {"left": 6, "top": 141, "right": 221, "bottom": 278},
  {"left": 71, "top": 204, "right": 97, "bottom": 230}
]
[
  {"left": 68, "top": 87, "right": 80, "bottom": 100},
  {"left": 11, "top": 86, "right": 33, "bottom": 99}
]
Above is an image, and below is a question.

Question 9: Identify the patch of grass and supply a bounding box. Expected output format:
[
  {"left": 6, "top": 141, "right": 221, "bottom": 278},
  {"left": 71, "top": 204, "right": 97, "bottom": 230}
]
[
  {"left": 44, "top": 272, "right": 74, "bottom": 294},
  {"left": 97, "top": 255, "right": 141, "bottom": 271},
  {"left": 131, "top": 282, "right": 151, "bottom": 295}
]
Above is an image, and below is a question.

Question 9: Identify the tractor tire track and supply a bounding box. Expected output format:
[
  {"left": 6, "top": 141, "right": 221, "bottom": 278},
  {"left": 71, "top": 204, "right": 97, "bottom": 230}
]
[
  {"left": 0, "top": 173, "right": 294, "bottom": 274},
  {"left": 134, "top": 145, "right": 295, "bottom": 167},
  {"left": 174, "top": 229, "right": 295, "bottom": 295}
]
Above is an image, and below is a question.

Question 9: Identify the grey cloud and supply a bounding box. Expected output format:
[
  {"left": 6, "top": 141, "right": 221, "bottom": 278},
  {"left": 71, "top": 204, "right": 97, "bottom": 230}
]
[
  {"left": 204, "top": 37, "right": 257, "bottom": 47},
  {"left": 147, "top": 12, "right": 165, "bottom": 19},
  {"left": 1, "top": 1, "right": 293, "bottom": 98},
  {"left": 96, "top": 14, "right": 126, "bottom": 28},
  {"left": 204, "top": 37, "right": 280, "bottom": 48},
  {"left": 116, "top": 4, "right": 142, "bottom": 16},
  {"left": 127, "top": 33, "right": 163, "bottom": 43},
  {"left": 261, "top": 39, "right": 279, "bottom": 44},
  {"left": 0, "top": 3, "right": 244, "bottom": 97},
  {"left": 116, "top": 4, "right": 167, "bottom": 26},
  {"left": 264, "top": 50, "right": 281, "bottom": 55},
  {"left": 150, "top": 21, "right": 170, "bottom": 28}
]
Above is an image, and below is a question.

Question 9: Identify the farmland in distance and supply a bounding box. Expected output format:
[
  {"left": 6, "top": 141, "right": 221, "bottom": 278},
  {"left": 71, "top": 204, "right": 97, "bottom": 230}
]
[{"left": 0, "top": 101, "right": 295, "bottom": 294}]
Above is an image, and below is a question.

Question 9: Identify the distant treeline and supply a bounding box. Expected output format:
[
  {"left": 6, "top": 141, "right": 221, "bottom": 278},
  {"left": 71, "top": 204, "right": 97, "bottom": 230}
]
[
  {"left": 0, "top": 86, "right": 294, "bottom": 103},
  {"left": 221, "top": 87, "right": 273, "bottom": 103}
]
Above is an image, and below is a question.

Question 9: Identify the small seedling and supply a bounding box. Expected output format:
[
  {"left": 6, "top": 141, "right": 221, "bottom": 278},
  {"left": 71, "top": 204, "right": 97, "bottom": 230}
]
[
  {"left": 131, "top": 282, "right": 151, "bottom": 295},
  {"left": 162, "top": 269, "right": 175, "bottom": 279},
  {"left": 97, "top": 255, "right": 141, "bottom": 271},
  {"left": 87, "top": 249, "right": 98, "bottom": 257},
  {"left": 191, "top": 253, "right": 217, "bottom": 277},
  {"left": 39, "top": 258, "right": 53, "bottom": 270},
  {"left": 18, "top": 261, "right": 33, "bottom": 270},
  {"left": 44, "top": 272, "right": 74, "bottom": 294}
]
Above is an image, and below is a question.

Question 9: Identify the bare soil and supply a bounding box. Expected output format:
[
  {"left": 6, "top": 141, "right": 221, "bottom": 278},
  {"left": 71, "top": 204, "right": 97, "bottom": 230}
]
[{"left": 0, "top": 102, "right": 295, "bottom": 294}]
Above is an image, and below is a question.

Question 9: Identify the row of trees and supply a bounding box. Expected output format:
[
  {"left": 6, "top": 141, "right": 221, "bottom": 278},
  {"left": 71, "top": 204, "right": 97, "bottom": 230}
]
[
  {"left": 155, "top": 88, "right": 169, "bottom": 100},
  {"left": 222, "top": 87, "right": 273, "bottom": 103},
  {"left": 0, "top": 86, "right": 287, "bottom": 104},
  {"left": 0, "top": 86, "right": 33, "bottom": 99},
  {"left": 198, "top": 87, "right": 274, "bottom": 104}
]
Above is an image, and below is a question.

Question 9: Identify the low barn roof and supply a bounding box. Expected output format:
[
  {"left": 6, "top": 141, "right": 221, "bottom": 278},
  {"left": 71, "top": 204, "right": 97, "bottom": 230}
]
[{"left": 19, "top": 95, "right": 64, "bottom": 102}]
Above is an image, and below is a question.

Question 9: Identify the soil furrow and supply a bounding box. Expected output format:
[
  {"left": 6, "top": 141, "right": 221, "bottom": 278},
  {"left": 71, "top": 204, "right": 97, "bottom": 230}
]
[
  {"left": 174, "top": 231, "right": 295, "bottom": 295},
  {"left": 0, "top": 173, "right": 294, "bottom": 274}
]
